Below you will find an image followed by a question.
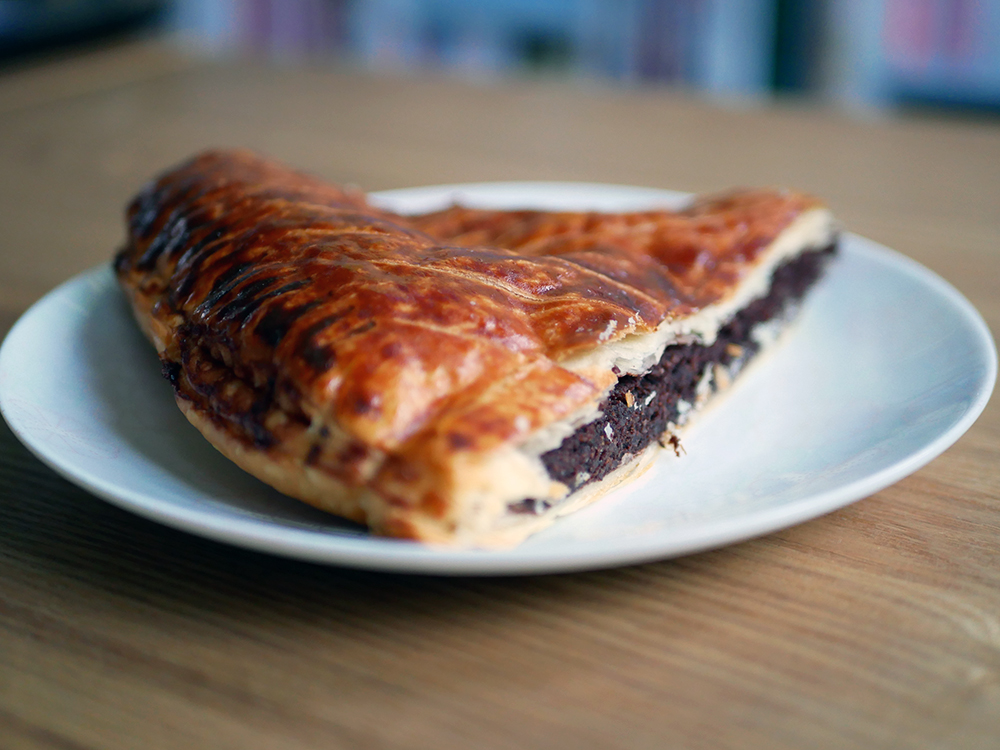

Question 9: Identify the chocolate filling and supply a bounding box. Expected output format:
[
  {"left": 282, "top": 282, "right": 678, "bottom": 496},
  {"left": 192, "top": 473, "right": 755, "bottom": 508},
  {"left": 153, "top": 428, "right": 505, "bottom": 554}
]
[{"left": 510, "top": 242, "right": 836, "bottom": 515}]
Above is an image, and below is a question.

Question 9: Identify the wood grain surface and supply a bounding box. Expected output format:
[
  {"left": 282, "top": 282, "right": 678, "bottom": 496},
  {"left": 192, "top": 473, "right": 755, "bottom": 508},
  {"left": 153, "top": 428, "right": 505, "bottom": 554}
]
[{"left": 1, "top": 41, "right": 998, "bottom": 750}]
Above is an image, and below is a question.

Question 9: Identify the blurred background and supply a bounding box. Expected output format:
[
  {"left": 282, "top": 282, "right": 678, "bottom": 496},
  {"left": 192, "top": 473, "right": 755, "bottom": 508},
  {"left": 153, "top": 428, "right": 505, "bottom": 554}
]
[{"left": 1, "top": 0, "right": 998, "bottom": 112}]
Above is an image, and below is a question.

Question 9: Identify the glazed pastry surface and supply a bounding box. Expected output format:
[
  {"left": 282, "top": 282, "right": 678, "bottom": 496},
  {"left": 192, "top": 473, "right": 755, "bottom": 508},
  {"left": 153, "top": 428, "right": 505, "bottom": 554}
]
[{"left": 115, "top": 149, "right": 828, "bottom": 541}]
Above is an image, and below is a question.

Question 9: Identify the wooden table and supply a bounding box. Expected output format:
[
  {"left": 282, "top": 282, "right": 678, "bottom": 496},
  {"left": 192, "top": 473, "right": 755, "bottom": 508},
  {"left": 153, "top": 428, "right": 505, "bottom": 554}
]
[{"left": 1, "top": 41, "right": 998, "bottom": 750}]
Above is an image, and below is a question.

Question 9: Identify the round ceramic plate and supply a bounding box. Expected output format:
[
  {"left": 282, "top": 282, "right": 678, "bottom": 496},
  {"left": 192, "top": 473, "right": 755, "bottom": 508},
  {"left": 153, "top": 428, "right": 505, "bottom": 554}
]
[{"left": 0, "top": 183, "right": 995, "bottom": 575}]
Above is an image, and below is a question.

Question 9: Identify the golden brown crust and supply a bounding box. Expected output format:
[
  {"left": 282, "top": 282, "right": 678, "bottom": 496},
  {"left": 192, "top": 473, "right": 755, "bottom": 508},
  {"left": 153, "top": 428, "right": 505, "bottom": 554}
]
[{"left": 115, "top": 148, "right": 828, "bottom": 542}]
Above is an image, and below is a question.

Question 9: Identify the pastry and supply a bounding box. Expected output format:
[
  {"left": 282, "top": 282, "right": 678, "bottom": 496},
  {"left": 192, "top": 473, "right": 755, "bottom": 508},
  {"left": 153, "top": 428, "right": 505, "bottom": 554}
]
[{"left": 115, "top": 149, "right": 837, "bottom": 546}]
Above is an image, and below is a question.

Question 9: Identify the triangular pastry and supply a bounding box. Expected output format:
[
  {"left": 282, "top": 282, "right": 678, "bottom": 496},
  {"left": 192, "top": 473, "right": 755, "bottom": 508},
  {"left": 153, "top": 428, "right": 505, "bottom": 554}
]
[{"left": 115, "top": 150, "right": 837, "bottom": 547}]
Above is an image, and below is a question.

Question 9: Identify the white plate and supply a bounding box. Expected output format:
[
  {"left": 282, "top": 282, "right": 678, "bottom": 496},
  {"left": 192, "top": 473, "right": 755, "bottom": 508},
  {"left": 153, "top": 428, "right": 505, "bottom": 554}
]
[{"left": 1, "top": 183, "right": 996, "bottom": 575}]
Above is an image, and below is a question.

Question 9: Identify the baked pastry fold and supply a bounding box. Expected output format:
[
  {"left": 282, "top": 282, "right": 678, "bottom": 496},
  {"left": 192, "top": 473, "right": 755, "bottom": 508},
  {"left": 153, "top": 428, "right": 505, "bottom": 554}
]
[{"left": 115, "top": 149, "right": 837, "bottom": 546}]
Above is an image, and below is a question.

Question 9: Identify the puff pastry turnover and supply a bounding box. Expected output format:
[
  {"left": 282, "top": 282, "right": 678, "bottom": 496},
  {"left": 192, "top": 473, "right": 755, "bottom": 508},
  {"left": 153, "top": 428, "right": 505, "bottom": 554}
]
[{"left": 115, "top": 149, "right": 837, "bottom": 546}]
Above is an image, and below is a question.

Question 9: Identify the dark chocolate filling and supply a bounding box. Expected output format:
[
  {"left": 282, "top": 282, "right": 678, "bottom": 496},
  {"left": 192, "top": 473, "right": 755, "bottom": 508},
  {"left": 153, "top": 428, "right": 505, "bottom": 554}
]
[{"left": 510, "top": 242, "right": 836, "bottom": 515}]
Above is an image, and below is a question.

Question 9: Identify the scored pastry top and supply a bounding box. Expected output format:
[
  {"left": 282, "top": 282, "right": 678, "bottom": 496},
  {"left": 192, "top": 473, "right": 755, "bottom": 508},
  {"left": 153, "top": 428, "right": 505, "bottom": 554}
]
[{"left": 115, "top": 149, "right": 828, "bottom": 535}]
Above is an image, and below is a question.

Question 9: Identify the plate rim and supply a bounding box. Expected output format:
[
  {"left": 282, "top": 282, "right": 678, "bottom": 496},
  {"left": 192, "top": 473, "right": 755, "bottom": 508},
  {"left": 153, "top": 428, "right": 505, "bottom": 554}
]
[{"left": 1, "top": 182, "right": 996, "bottom": 575}]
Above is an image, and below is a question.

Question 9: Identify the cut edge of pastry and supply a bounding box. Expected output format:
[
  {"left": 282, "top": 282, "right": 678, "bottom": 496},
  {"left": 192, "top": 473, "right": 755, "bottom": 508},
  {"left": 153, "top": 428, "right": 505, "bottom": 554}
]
[
  {"left": 434, "top": 317, "right": 795, "bottom": 549},
  {"left": 414, "top": 206, "right": 837, "bottom": 547}
]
